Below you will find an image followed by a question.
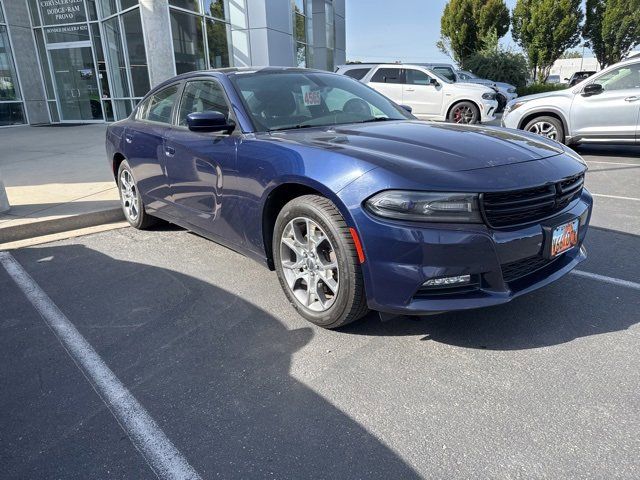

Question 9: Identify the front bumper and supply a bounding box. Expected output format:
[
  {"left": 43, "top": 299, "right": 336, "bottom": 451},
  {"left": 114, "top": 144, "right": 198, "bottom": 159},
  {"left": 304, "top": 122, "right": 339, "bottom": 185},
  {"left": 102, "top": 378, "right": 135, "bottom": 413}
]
[
  {"left": 354, "top": 190, "right": 593, "bottom": 315},
  {"left": 479, "top": 100, "right": 499, "bottom": 122}
]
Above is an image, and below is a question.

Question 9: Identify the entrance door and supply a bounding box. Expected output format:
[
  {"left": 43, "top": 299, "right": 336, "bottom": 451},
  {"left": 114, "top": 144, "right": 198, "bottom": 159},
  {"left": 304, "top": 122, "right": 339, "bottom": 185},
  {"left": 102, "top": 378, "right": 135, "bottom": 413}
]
[{"left": 49, "top": 46, "right": 103, "bottom": 122}]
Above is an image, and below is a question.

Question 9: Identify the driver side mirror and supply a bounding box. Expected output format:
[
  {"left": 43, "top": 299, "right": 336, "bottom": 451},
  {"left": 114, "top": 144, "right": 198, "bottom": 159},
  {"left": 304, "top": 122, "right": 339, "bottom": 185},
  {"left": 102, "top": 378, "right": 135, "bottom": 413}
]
[
  {"left": 187, "top": 111, "right": 235, "bottom": 133},
  {"left": 582, "top": 83, "right": 603, "bottom": 97},
  {"left": 399, "top": 104, "right": 413, "bottom": 113},
  {"left": 429, "top": 78, "right": 440, "bottom": 87}
]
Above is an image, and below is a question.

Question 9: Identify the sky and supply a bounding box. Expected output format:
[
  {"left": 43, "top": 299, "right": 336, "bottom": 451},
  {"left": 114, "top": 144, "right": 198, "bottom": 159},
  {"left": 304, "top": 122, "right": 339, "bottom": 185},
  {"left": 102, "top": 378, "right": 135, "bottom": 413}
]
[{"left": 345, "top": 0, "right": 546, "bottom": 64}]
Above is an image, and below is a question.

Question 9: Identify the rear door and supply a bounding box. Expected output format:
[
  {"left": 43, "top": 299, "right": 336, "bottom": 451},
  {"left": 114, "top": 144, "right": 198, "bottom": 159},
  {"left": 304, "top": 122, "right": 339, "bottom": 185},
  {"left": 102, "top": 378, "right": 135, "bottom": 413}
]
[
  {"left": 402, "top": 68, "right": 443, "bottom": 118},
  {"left": 164, "top": 78, "right": 241, "bottom": 242},
  {"left": 125, "top": 83, "right": 181, "bottom": 214},
  {"left": 570, "top": 62, "right": 640, "bottom": 142},
  {"left": 367, "top": 67, "right": 404, "bottom": 104}
]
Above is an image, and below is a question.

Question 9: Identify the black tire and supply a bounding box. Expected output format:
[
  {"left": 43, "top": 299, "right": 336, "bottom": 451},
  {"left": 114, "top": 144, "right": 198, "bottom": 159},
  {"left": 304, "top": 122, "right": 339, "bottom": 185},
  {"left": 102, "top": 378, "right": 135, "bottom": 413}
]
[
  {"left": 523, "top": 115, "right": 565, "bottom": 144},
  {"left": 447, "top": 101, "right": 480, "bottom": 124},
  {"left": 117, "top": 160, "right": 157, "bottom": 229},
  {"left": 273, "top": 195, "right": 369, "bottom": 329}
]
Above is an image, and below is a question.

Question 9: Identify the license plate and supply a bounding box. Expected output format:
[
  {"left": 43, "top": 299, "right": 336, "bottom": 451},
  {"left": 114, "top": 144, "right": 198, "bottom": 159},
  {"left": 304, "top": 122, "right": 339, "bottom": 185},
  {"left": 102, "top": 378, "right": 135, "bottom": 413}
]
[{"left": 550, "top": 218, "right": 579, "bottom": 257}]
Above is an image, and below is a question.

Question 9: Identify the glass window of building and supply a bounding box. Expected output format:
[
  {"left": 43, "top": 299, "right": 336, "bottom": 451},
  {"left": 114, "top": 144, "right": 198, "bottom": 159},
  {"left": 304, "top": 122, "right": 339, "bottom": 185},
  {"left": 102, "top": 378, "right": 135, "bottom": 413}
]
[
  {"left": 26, "top": 0, "right": 151, "bottom": 123},
  {"left": 325, "top": 0, "right": 335, "bottom": 71},
  {"left": 293, "top": 0, "right": 312, "bottom": 67},
  {"left": 169, "top": 0, "right": 232, "bottom": 74},
  {"left": 0, "top": 2, "right": 25, "bottom": 125}
]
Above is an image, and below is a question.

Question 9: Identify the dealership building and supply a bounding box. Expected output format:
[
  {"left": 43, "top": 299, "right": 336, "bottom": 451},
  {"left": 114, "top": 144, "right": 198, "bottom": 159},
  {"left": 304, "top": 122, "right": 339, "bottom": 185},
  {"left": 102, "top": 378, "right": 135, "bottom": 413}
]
[{"left": 0, "top": 0, "right": 345, "bottom": 126}]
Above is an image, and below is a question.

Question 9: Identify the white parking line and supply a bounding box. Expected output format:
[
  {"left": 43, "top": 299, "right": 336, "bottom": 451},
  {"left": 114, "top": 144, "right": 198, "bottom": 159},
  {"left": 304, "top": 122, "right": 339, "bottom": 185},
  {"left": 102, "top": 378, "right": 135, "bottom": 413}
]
[
  {"left": 586, "top": 160, "right": 640, "bottom": 167},
  {"left": 0, "top": 252, "right": 201, "bottom": 480},
  {"left": 571, "top": 269, "right": 640, "bottom": 291},
  {"left": 591, "top": 193, "right": 640, "bottom": 202}
]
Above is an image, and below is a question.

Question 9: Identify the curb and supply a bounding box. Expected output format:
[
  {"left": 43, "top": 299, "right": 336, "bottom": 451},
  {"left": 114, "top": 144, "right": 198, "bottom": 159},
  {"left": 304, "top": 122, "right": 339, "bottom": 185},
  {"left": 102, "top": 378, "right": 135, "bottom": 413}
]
[{"left": 0, "top": 208, "right": 124, "bottom": 245}]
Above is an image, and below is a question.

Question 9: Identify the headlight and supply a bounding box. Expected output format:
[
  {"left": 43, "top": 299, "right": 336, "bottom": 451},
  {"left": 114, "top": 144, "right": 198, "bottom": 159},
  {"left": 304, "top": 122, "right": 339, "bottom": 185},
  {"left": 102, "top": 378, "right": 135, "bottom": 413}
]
[
  {"left": 506, "top": 100, "right": 526, "bottom": 113},
  {"left": 365, "top": 191, "right": 482, "bottom": 223},
  {"left": 482, "top": 92, "right": 496, "bottom": 100},
  {"left": 507, "top": 87, "right": 517, "bottom": 94}
]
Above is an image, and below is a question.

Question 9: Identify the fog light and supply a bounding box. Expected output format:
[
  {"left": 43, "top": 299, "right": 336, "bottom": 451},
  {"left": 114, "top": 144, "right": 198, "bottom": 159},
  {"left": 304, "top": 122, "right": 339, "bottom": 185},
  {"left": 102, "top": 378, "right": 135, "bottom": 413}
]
[{"left": 423, "top": 275, "right": 471, "bottom": 287}]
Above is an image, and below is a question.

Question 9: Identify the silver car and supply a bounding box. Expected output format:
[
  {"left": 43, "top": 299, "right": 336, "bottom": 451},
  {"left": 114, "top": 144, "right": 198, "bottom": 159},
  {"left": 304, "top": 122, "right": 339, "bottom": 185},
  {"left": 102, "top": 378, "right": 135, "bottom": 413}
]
[{"left": 502, "top": 58, "right": 640, "bottom": 145}]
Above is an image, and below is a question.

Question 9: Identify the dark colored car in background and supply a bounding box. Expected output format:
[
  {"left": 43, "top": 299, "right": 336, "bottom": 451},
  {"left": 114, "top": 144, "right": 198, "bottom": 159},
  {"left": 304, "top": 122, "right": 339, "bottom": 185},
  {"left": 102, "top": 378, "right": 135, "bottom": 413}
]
[
  {"left": 566, "top": 71, "right": 597, "bottom": 87},
  {"left": 106, "top": 68, "right": 592, "bottom": 329}
]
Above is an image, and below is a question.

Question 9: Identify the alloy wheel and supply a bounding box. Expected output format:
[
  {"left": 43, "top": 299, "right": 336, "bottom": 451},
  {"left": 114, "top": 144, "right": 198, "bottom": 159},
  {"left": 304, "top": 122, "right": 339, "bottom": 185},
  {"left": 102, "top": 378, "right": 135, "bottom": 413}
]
[
  {"left": 279, "top": 217, "right": 339, "bottom": 312},
  {"left": 527, "top": 121, "right": 558, "bottom": 140},
  {"left": 453, "top": 105, "right": 475, "bottom": 124},
  {"left": 119, "top": 169, "right": 140, "bottom": 222}
]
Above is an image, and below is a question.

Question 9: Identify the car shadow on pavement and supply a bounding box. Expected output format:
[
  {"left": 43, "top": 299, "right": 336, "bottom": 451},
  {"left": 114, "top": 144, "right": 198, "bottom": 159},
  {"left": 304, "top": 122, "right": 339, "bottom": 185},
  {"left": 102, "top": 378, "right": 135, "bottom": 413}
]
[
  {"left": 344, "top": 226, "right": 639, "bottom": 351},
  {"left": 7, "top": 244, "right": 421, "bottom": 480},
  {"left": 574, "top": 144, "right": 640, "bottom": 159}
]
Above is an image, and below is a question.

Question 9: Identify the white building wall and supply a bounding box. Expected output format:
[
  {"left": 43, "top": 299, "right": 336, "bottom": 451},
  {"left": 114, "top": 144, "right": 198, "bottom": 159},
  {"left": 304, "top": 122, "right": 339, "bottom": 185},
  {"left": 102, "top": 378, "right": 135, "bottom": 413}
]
[{"left": 549, "top": 58, "right": 601, "bottom": 81}]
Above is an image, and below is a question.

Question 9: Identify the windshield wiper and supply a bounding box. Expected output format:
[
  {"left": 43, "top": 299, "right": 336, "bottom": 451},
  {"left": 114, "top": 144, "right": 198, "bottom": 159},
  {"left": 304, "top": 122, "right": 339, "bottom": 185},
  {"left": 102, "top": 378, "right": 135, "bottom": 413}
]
[
  {"left": 357, "top": 117, "right": 397, "bottom": 124},
  {"left": 270, "top": 124, "right": 314, "bottom": 132}
]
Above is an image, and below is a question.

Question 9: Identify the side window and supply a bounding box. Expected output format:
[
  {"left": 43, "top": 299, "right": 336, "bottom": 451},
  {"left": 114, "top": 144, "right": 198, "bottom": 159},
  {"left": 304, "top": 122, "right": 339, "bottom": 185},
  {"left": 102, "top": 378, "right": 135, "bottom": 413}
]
[
  {"left": 343, "top": 68, "right": 371, "bottom": 80},
  {"left": 433, "top": 67, "right": 455, "bottom": 82},
  {"left": 138, "top": 85, "right": 179, "bottom": 124},
  {"left": 370, "top": 68, "right": 404, "bottom": 84},
  {"left": 596, "top": 64, "right": 640, "bottom": 91},
  {"left": 405, "top": 69, "right": 432, "bottom": 86},
  {"left": 178, "top": 80, "right": 230, "bottom": 126}
]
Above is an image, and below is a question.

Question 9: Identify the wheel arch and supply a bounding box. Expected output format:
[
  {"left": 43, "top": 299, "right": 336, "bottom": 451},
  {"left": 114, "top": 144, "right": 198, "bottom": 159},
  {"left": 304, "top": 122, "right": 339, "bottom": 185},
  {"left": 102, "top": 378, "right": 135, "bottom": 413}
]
[
  {"left": 446, "top": 99, "right": 481, "bottom": 121},
  {"left": 518, "top": 110, "right": 569, "bottom": 137},
  {"left": 261, "top": 179, "right": 354, "bottom": 270},
  {"left": 112, "top": 152, "right": 126, "bottom": 182}
]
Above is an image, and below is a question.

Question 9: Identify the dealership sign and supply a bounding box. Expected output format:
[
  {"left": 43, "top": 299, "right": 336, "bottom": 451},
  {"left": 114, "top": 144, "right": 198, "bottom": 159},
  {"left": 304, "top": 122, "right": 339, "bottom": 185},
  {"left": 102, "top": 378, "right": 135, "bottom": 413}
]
[{"left": 39, "top": 0, "right": 86, "bottom": 25}]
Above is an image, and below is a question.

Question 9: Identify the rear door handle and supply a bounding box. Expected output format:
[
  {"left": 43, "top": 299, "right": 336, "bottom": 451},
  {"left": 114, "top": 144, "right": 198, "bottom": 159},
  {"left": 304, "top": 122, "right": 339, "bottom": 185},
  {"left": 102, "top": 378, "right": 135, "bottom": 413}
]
[
  {"left": 125, "top": 134, "right": 133, "bottom": 144},
  {"left": 405, "top": 87, "right": 415, "bottom": 92},
  {"left": 624, "top": 96, "right": 639, "bottom": 102},
  {"left": 165, "top": 145, "right": 175, "bottom": 156}
]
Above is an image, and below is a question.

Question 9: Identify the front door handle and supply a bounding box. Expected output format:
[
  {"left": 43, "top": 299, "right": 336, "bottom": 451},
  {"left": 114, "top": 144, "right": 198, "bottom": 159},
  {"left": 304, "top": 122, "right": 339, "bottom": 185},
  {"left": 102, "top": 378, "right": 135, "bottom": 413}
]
[
  {"left": 165, "top": 145, "right": 175, "bottom": 157},
  {"left": 405, "top": 87, "right": 415, "bottom": 92},
  {"left": 625, "top": 96, "right": 639, "bottom": 102}
]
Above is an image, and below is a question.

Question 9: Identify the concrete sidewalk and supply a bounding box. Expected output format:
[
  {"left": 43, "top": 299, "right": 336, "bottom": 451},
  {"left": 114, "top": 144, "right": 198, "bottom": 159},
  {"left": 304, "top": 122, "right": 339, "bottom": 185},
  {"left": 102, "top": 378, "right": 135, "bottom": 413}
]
[{"left": 0, "top": 124, "right": 125, "bottom": 248}]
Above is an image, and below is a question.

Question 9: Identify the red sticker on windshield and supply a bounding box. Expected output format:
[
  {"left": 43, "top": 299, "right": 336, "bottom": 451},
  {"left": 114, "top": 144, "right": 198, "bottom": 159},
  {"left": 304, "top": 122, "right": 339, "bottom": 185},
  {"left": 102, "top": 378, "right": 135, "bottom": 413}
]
[{"left": 302, "top": 86, "right": 321, "bottom": 106}]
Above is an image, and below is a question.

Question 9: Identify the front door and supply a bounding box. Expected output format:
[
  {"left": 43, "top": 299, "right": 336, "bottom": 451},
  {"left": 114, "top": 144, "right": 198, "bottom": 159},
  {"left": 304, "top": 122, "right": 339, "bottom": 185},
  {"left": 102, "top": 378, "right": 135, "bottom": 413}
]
[
  {"left": 49, "top": 46, "right": 103, "bottom": 122},
  {"left": 165, "top": 79, "right": 240, "bottom": 243},
  {"left": 403, "top": 68, "right": 443, "bottom": 118}
]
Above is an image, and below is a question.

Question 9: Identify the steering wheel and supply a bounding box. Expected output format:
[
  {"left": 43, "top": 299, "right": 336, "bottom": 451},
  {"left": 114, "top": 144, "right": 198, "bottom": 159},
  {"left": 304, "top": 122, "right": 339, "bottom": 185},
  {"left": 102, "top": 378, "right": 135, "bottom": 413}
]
[{"left": 343, "top": 98, "right": 371, "bottom": 117}]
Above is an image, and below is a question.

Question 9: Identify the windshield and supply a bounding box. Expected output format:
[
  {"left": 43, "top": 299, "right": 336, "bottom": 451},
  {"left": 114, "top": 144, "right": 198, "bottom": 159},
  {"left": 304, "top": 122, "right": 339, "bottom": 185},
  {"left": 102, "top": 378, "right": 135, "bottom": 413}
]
[{"left": 229, "top": 71, "right": 413, "bottom": 132}]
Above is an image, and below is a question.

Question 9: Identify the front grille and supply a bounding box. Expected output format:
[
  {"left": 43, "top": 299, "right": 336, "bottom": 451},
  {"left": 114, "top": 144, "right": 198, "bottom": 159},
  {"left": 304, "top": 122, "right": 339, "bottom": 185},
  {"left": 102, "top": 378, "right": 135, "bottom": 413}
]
[
  {"left": 481, "top": 173, "right": 584, "bottom": 228},
  {"left": 501, "top": 255, "right": 556, "bottom": 283}
]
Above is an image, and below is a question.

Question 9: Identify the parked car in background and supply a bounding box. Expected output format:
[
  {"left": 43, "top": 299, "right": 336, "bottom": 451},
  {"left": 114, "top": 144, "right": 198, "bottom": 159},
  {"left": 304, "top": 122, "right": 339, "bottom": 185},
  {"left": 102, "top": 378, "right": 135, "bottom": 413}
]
[
  {"left": 336, "top": 64, "right": 498, "bottom": 124},
  {"left": 107, "top": 67, "right": 592, "bottom": 329},
  {"left": 502, "top": 58, "right": 640, "bottom": 145},
  {"left": 546, "top": 75, "right": 562, "bottom": 85},
  {"left": 456, "top": 70, "right": 518, "bottom": 111},
  {"left": 565, "top": 71, "right": 596, "bottom": 87}
]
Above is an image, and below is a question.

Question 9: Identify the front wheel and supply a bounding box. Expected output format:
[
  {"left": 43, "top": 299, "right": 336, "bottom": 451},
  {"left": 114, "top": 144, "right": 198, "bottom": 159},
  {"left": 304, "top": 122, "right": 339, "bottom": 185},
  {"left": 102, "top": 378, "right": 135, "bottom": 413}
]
[
  {"left": 523, "top": 116, "right": 565, "bottom": 144},
  {"left": 273, "top": 195, "right": 369, "bottom": 329},
  {"left": 448, "top": 101, "right": 480, "bottom": 124}
]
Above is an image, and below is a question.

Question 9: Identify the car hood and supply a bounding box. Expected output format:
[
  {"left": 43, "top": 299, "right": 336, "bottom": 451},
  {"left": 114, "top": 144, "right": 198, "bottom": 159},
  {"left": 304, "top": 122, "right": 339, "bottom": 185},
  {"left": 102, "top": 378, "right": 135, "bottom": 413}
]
[
  {"left": 265, "top": 120, "right": 564, "bottom": 172},
  {"left": 450, "top": 82, "right": 494, "bottom": 93},
  {"left": 515, "top": 88, "right": 573, "bottom": 103}
]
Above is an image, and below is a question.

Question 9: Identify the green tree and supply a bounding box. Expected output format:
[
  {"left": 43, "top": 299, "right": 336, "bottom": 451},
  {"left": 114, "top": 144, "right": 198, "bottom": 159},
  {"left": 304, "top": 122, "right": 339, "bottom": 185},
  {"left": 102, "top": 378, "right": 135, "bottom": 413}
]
[
  {"left": 438, "top": 0, "right": 510, "bottom": 66},
  {"left": 583, "top": 0, "right": 640, "bottom": 68},
  {"left": 512, "top": 0, "right": 583, "bottom": 82}
]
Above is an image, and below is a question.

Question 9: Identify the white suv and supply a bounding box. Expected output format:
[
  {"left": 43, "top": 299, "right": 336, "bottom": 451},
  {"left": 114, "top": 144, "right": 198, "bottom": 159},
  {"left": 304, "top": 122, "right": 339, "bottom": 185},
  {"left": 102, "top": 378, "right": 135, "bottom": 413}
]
[{"left": 335, "top": 64, "right": 499, "bottom": 124}]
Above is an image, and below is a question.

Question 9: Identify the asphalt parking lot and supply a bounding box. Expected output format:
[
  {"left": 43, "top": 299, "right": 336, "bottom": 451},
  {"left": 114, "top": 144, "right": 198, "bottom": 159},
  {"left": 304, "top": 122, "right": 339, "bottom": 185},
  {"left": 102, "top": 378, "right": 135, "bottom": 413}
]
[{"left": 1, "top": 144, "right": 639, "bottom": 479}]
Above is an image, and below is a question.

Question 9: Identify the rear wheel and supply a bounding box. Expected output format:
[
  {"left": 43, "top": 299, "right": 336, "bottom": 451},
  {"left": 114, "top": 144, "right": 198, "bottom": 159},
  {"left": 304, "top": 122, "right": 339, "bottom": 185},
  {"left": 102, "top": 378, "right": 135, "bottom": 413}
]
[
  {"left": 448, "top": 101, "right": 480, "bottom": 124},
  {"left": 117, "top": 160, "right": 156, "bottom": 229},
  {"left": 523, "top": 115, "right": 565, "bottom": 144},
  {"left": 273, "top": 195, "right": 369, "bottom": 329}
]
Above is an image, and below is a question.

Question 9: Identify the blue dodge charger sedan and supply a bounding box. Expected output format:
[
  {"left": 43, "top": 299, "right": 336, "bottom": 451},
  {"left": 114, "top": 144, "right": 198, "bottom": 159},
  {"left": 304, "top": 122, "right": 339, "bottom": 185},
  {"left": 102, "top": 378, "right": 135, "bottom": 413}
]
[{"left": 106, "top": 67, "right": 592, "bottom": 329}]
